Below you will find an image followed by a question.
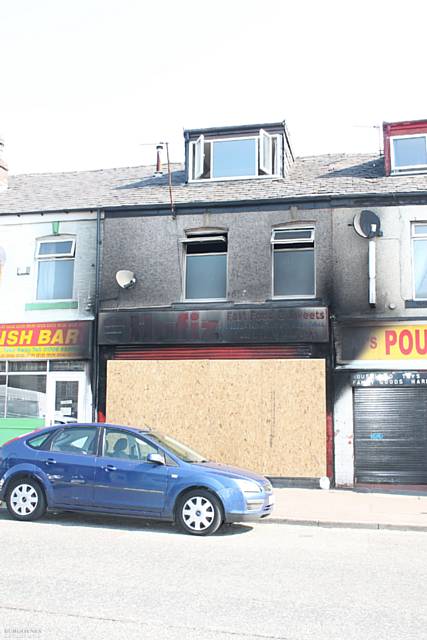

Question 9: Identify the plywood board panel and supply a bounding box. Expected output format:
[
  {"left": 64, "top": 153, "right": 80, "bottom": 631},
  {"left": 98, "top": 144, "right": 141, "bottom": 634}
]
[{"left": 106, "top": 359, "right": 326, "bottom": 477}]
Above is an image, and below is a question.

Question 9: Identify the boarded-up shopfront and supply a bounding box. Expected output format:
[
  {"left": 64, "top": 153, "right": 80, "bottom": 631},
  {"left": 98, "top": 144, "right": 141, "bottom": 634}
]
[{"left": 98, "top": 307, "right": 330, "bottom": 480}]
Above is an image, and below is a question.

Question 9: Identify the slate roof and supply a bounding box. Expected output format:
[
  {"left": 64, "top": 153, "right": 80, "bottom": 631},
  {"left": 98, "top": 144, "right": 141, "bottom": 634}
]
[{"left": 2, "top": 153, "right": 427, "bottom": 215}]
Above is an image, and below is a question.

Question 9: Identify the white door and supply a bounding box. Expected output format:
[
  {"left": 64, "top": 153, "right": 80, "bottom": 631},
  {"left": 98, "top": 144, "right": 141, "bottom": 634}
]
[{"left": 46, "top": 372, "right": 88, "bottom": 426}]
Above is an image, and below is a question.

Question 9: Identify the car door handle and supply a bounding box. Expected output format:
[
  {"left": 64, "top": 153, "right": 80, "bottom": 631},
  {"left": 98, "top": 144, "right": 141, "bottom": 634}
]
[
  {"left": 102, "top": 465, "right": 117, "bottom": 472},
  {"left": 45, "top": 458, "right": 57, "bottom": 465}
]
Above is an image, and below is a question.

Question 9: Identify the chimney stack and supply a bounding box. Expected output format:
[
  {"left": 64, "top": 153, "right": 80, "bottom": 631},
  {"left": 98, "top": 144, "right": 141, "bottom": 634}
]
[{"left": 0, "top": 138, "right": 7, "bottom": 191}]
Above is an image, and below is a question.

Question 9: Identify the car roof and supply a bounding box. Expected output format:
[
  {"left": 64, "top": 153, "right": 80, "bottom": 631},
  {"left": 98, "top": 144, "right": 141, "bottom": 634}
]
[{"left": 42, "top": 422, "right": 152, "bottom": 433}]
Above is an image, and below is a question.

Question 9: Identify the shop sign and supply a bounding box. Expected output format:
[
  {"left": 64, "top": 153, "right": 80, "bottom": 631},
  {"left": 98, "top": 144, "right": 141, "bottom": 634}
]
[
  {"left": 339, "top": 324, "right": 427, "bottom": 362},
  {"left": 98, "top": 307, "right": 329, "bottom": 345},
  {"left": 352, "top": 371, "right": 427, "bottom": 387},
  {"left": 0, "top": 321, "right": 92, "bottom": 360}
]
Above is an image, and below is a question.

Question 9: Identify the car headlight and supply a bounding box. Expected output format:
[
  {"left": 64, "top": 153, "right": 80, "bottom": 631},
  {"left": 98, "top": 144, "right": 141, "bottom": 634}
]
[{"left": 234, "top": 479, "right": 262, "bottom": 494}]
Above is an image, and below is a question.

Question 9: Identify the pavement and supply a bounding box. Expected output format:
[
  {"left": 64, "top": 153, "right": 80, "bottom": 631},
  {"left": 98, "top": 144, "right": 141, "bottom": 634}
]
[{"left": 268, "top": 486, "right": 427, "bottom": 531}]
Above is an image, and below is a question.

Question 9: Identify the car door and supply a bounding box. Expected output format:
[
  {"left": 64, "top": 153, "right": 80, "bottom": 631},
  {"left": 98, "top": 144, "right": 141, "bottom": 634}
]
[
  {"left": 93, "top": 428, "right": 168, "bottom": 515},
  {"left": 36, "top": 426, "right": 98, "bottom": 507}
]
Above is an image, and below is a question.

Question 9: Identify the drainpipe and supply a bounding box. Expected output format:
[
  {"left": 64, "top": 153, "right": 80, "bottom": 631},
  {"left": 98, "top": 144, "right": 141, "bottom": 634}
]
[{"left": 92, "top": 208, "right": 102, "bottom": 421}]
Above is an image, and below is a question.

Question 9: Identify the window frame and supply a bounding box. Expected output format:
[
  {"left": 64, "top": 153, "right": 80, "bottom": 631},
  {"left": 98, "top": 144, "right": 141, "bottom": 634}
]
[
  {"left": 35, "top": 236, "right": 76, "bottom": 302},
  {"left": 411, "top": 222, "right": 427, "bottom": 301},
  {"left": 259, "top": 129, "right": 273, "bottom": 175},
  {"left": 36, "top": 238, "right": 76, "bottom": 259},
  {"left": 390, "top": 134, "right": 427, "bottom": 173},
  {"left": 271, "top": 226, "right": 316, "bottom": 300},
  {"left": 188, "top": 132, "right": 281, "bottom": 182},
  {"left": 182, "top": 234, "right": 228, "bottom": 302}
]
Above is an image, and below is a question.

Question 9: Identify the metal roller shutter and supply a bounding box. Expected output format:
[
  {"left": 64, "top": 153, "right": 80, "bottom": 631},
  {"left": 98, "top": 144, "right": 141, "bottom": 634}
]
[
  {"left": 112, "top": 344, "right": 313, "bottom": 360},
  {"left": 354, "top": 387, "right": 427, "bottom": 484}
]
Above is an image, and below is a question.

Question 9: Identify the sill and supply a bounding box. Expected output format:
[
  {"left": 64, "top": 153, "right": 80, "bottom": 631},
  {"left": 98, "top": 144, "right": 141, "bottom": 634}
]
[
  {"left": 188, "top": 174, "right": 282, "bottom": 184},
  {"left": 183, "top": 298, "right": 228, "bottom": 303},
  {"left": 25, "top": 301, "right": 79, "bottom": 311},
  {"left": 270, "top": 295, "right": 317, "bottom": 301},
  {"left": 405, "top": 299, "right": 427, "bottom": 308},
  {"left": 390, "top": 168, "right": 427, "bottom": 176}
]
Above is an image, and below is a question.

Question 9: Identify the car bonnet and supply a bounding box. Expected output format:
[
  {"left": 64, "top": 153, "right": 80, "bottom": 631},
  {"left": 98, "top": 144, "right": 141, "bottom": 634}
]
[{"left": 190, "top": 460, "right": 268, "bottom": 484}]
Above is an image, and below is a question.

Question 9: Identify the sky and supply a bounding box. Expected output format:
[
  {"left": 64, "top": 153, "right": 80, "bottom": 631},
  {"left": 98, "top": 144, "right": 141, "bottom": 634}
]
[{"left": 1, "top": 0, "right": 427, "bottom": 175}]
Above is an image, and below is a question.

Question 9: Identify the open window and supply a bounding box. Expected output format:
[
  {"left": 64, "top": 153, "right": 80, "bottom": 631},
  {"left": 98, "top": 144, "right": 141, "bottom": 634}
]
[
  {"left": 182, "top": 233, "right": 227, "bottom": 300},
  {"left": 271, "top": 228, "right": 315, "bottom": 298},
  {"left": 391, "top": 135, "right": 427, "bottom": 173},
  {"left": 259, "top": 129, "right": 273, "bottom": 175},
  {"left": 36, "top": 237, "right": 76, "bottom": 301},
  {"left": 193, "top": 135, "right": 205, "bottom": 180},
  {"left": 189, "top": 130, "right": 280, "bottom": 181}
]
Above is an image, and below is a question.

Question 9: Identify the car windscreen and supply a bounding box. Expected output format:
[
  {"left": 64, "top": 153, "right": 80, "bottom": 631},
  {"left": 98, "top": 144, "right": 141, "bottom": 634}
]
[{"left": 144, "top": 432, "right": 207, "bottom": 463}]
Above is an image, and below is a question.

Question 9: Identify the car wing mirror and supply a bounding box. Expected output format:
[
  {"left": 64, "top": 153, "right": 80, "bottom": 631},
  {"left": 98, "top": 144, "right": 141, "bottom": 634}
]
[{"left": 147, "top": 452, "right": 166, "bottom": 465}]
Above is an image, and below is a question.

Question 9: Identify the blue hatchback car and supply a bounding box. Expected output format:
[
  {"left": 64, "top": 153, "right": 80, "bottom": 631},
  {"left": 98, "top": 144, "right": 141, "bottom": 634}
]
[{"left": 0, "top": 423, "right": 274, "bottom": 535}]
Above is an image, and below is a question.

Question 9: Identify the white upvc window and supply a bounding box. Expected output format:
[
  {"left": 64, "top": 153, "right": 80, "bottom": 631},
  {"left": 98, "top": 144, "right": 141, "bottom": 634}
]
[
  {"left": 412, "top": 223, "right": 427, "bottom": 300},
  {"left": 189, "top": 130, "right": 280, "bottom": 181},
  {"left": 35, "top": 237, "right": 76, "bottom": 301},
  {"left": 271, "top": 227, "right": 316, "bottom": 299},
  {"left": 391, "top": 134, "right": 427, "bottom": 173},
  {"left": 181, "top": 234, "right": 228, "bottom": 301}
]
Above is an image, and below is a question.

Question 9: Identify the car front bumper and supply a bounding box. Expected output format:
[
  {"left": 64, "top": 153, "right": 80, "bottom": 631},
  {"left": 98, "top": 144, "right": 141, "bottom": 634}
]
[{"left": 224, "top": 493, "right": 275, "bottom": 523}]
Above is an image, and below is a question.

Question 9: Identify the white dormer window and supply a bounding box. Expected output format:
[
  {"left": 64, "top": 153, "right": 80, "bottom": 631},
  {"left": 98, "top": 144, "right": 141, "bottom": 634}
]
[
  {"left": 391, "top": 134, "right": 427, "bottom": 173},
  {"left": 190, "top": 129, "right": 280, "bottom": 181}
]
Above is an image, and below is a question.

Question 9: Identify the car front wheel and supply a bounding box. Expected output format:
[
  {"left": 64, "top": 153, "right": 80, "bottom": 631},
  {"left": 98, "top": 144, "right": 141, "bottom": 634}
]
[
  {"left": 6, "top": 478, "right": 47, "bottom": 521},
  {"left": 176, "top": 489, "right": 223, "bottom": 536}
]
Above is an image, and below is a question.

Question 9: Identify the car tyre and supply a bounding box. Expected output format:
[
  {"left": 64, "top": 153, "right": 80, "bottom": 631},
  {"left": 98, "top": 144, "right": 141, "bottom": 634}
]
[
  {"left": 6, "top": 478, "right": 47, "bottom": 522},
  {"left": 176, "top": 489, "right": 223, "bottom": 536}
]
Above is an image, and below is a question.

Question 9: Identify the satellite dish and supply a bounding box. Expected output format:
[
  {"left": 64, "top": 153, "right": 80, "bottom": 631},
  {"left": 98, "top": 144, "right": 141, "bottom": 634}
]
[
  {"left": 353, "top": 210, "right": 381, "bottom": 239},
  {"left": 115, "top": 269, "right": 136, "bottom": 289}
]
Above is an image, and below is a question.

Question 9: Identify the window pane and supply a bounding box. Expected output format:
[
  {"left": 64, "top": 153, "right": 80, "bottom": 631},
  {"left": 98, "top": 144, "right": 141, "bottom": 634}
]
[
  {"left": 274, "top": 249, "right": 315, "bottom": 297},
  {"left": 50, "top": 427, "right": 97, "bottom": 455},
  {"left": 413, "top": 224, "right": 427, "bottom": 236},
  {"left": 186, "top": 239, "right": 226, "bottom": 254},
  {"left": 39, "top": 241, "right": 73, "bottom": 255},
  {"left": 50, "top": 361, "right": 85, "bottom": 372},
  {"left": 212, "top": 139, "right": 257, "bottom": 178},
  {"left": 37, "top": 259, "right": 74, "bottom": 300},
  {"left": 27, "top": 432, "right": 52, "bottom": 449},
  {"left": 186, "top": 254, "right": 227, "bottom": 299},
  {"left": 0, "top": 375, "right": 5, "bottom": 417},
  {"left": 104, "top": 430, "right": 157, "bottom": 461},
  {"left": 393, "top": 137, "right": 427, "bottom": 168},
  {"left": 6, "top": 374, "right": 46, "bottom": 419},
  {"left": 55, "top": 380, "right": 79, "bottom": 420},
  {"left": 0, "top": 362, "right": 6, "bottom": 372},
  {"left": 9, "top": 361, "right": 47, "bottom": 372},
  {"left": 274, "top": 229, "right": 313, "bottom": 241},
  {"left": 414, "top": 239, "right": 427, "bottom": 298}
]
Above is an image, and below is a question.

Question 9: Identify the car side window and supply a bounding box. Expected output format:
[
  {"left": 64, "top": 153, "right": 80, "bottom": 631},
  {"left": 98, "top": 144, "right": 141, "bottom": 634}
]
[
  {"left": 27, "top": 432, "right": 54, "bottom": 450},
  {"left": 104, "top": 429, "right": 158, "bottom": 462},
  {"left": 50, "top": 427, "right": 97, "bottom": 456}
]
